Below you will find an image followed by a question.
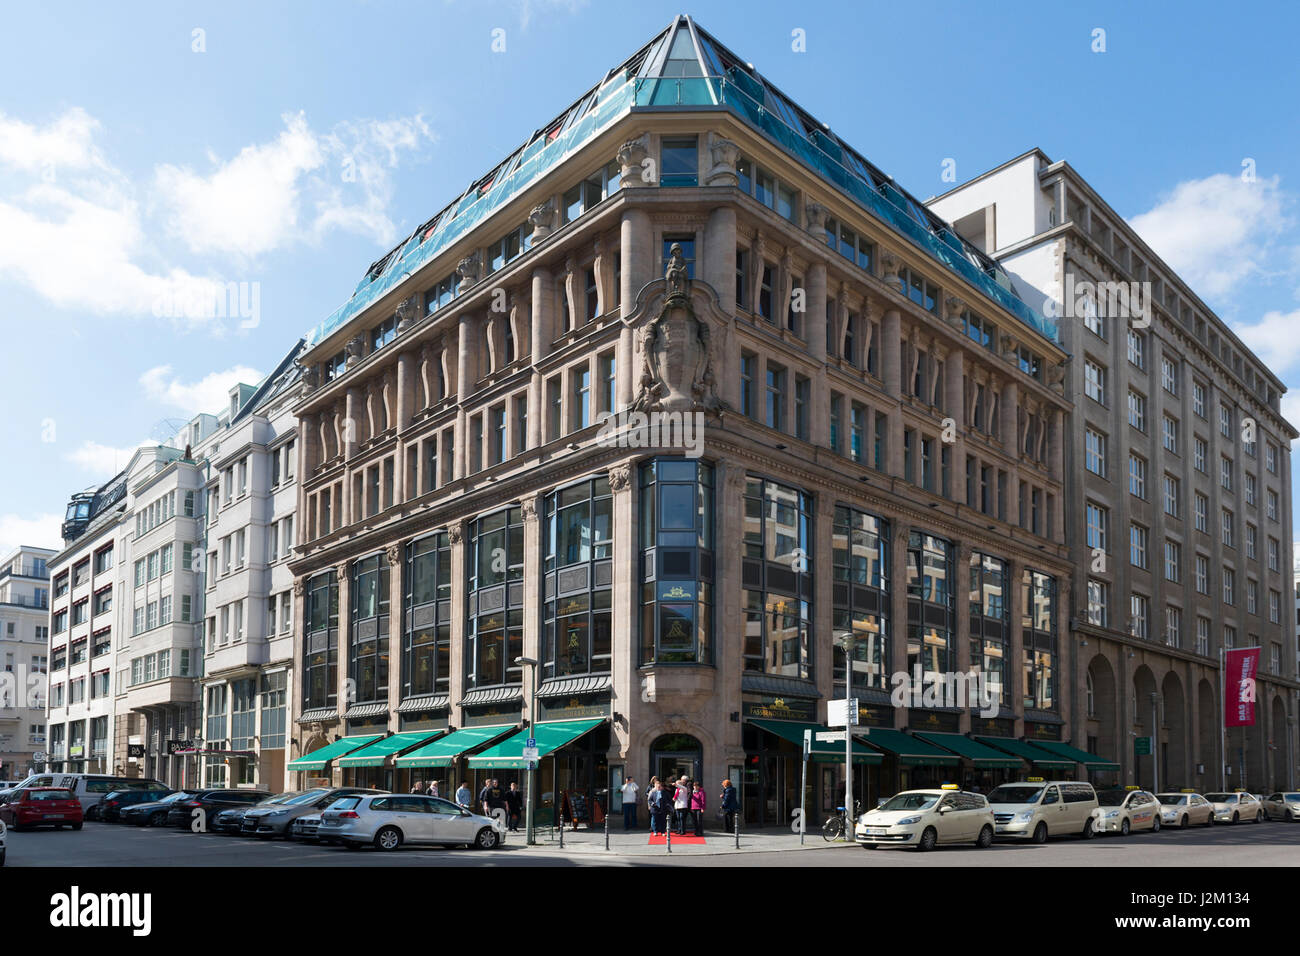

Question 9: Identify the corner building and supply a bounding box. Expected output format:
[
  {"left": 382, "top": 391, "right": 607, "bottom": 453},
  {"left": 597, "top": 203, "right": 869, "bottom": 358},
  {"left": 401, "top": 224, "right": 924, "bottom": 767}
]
[{"left": 288, "top": 17, "right": 1078, "bottom": 825}]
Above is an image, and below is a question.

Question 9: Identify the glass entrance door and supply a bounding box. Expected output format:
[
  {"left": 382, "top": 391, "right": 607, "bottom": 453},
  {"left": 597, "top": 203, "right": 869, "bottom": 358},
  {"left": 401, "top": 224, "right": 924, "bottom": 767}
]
[{"left": 650, "top": 734, "right": 702, "bottom": 789}]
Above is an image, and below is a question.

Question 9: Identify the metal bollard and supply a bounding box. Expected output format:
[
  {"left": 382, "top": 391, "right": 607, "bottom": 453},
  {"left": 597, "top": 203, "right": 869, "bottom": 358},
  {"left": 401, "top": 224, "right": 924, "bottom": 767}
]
[
  {"left": 734, "top": 810, "right": 740, "bottom": 849},
  {"left": 559, "top": 808, "right": 564, "bottom": 849},
  {"left": 666, "top": 820, "right": 672, "bottom": 854},
  {"left": 604, "top": 799, "right": 609, "bottom": 851}
]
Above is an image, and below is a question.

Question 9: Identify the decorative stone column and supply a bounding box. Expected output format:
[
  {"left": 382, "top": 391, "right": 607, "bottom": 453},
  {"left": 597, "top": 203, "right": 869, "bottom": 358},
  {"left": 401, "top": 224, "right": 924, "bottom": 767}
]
[
  {"left": 704, "top": 205, "right": 737, "bottom": 316},
  {"left": 945, "top": 347, "right": 966, "bottom": 494},
  {"left": 619, "top": 207, "right": 653, "bottom": 410},
  {"left": 807, "top": 261, "right": 829, "bottom": 446},
  {"left": 882, "top": 309, "right": 904, "bottom": 477},
  {"left": 1006, "top": 558, "right": 1024, "bottom": 739},
  {"left": 1050, "top": 408, "right": 1065, "bottom": 544},
  {"left": 456, "top": 316, "right": 474, "bottom": 480},
  {"left": 1000, "top": 379, "right": 1020, "bottom": 525},
  {"left": 386, "top": 542, "right": 404, "bottom": 728},
  {"left": 520, "top": 495, "right": 542, "bottom": 728},
  {"left": 606, "top": 464, "right": 634, "bottom": 759}
]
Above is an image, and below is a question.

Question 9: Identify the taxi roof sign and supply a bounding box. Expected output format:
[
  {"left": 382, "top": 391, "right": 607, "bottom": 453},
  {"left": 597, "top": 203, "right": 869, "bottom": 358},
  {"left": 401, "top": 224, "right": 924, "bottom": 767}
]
[
  {"left": 940, "top": 783, "right": 960, "bottom": 790},
  {"left": 1181, "top": 788, "right": 1197, "bottom": 793},
  {"left": 1125, "top": 785, "right": 1140, "bottom": 790},
  {"left": 1026, "top": 776, "right": 1044, "bottom": 782}
]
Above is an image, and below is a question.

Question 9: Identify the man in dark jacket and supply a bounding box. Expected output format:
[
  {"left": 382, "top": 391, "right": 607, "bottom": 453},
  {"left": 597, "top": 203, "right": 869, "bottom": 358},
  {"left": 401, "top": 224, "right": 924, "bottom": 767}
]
[
  {"left": 647, "top": 780, "right": 669, "bottom": 835},
  {"left": 720, "top": 779, "right": 740, "bottom": 832},
  {"left": 504, "top": 781, "right": 523, "bottom": 832}
]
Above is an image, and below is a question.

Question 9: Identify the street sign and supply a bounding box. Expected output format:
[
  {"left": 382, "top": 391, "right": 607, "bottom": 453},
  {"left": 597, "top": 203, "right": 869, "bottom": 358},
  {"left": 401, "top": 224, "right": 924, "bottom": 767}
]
[
  {"left": 816, "top": 731, "right": 847, "bottom": 743},
  {"left": 33, "top": 751, "right": 47, "bottom": 762},
  {"left": 802, "top": 729, "right": 811, "bottom": 759},
  {"left": 1134, "top": 736, "right": 1152, "bottom": 756},
  {"left": 525, "top": 738, "right": 536, "bottom": 748},
  {"left": 521, "top": 746, "right": 539, "bottom": 761},
  {"left": 827, "top": 699, "right": 860, "bottom": 727}
]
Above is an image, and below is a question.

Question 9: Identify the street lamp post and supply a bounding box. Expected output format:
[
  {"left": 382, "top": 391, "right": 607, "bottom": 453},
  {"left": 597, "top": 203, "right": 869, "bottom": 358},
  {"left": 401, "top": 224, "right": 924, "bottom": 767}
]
[
  {"left": 836, "top": 634, "right": 855, "bottom": 830},
  {"left": 515, "top": 656, "right": 538, "bottom": 845}
]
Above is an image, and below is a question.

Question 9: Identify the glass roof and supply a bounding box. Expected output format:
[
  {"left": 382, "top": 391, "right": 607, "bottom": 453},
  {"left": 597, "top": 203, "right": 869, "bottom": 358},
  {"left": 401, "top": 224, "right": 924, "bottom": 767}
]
[{"left": 303, "top": 16, "right": 1054, "bottom": 351}]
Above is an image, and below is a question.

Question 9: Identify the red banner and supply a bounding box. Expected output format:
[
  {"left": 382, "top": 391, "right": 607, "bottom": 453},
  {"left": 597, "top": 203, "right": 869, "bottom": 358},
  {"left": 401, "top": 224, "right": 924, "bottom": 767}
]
[{"left": 1224, "top": 647, "right": 1260, "bottom": 727}]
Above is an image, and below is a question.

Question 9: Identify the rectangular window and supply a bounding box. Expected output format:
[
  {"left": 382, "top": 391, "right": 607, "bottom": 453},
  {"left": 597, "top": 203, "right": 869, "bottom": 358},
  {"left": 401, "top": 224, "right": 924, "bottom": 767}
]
[
  {"left": 1161, "top": 357, "right": 1178, "bottom": 395},
  {"left": 1128, "top": 454, "right": 1147, "bottom": 499},
  {"left": 1194, "top": 437, "right": 1207, "bottom": 473},
  {"left": 1127, "top": 390, "right": 1146, "bottom": 431},
  {"left": 1164, "top": 606, "right": 1181, "bottom": 648},
  {"left": 1223, "top": 568, "right": 1235, "bottom": 605},
  {"left": 1193, "top": 382, "right": 1206, "bottom": 418},
  {"left": 1196, "top": 617, "right": 1210, "bottom": 655},
  {"left": 1221, "top": 456, "right": 1233, "bottom": 492},
  {"left": 1162, "top": 416, "right": 1178, "bottom": 454},
  {"left": 1127, "top": 329, "right": 1145, "bottom": 368},
  {"left": 764, "top": 362, "right": 786, "bottom": 431},
  {"left": 660, "top": 137, "right": 699, "bottom": 188},
  {"left": 1222, "top": 509, "right": 1234, "bottom": 548},
  {"left": 1164, "top": 540, "right": 1180, "bottom": 582},
  {"left": 1129, "top": 524, "right": 1148, "bottom": 569},
  {"left": 1195, "top": 555, "right": 1208, "bottom": 594},
  {"left": 1085, "top": 361, "right": 1105, "bottom": 405},
  {"left": 1163, "top": 475, "right": 1180, "bottom": 517},
  {"left": 1086, "top": 503, "right": 1108, "bottom": 552},
  {"left": 1085, "top": 429, "right": 1106, "bottom": 477},
  {"left": 1130, "top": 594, "right": 1148, "bottom": 640},
  {"left": 740, "top": 353, "right": 756, "bottom": 418}
]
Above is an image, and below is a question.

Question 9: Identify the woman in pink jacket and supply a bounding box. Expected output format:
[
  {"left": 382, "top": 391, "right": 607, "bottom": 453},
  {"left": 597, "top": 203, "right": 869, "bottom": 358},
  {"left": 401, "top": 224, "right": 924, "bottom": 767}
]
[{"left": 689, "top": 781, "right": 707, "bottom": 836}]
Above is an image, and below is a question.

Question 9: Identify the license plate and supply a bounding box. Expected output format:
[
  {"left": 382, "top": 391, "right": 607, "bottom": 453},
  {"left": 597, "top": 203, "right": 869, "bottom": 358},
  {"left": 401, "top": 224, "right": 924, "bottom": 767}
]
[
  {"left": 46, "top": 814, "right": 64, "bottom": 819},
  {"left": 866, "top": 827, "right": 888, "bottom": 834}
]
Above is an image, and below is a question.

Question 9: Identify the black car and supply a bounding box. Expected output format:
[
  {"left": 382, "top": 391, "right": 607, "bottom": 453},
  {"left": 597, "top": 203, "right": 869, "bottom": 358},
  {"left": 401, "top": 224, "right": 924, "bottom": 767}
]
[
  {"left": 165, "top": 789, "right": 266, "bottom": 830},
  {"left": 95, "top": 788, "right": 174, "bottom": 823},
  {"left": 121, "top": 790, "right": 200, "bottom": 827}
]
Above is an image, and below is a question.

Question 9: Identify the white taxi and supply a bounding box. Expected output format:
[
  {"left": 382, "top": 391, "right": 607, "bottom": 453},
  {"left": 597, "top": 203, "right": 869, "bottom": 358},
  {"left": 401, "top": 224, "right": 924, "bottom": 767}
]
[
  {"left": 1154, "top": 791, "right": 1215, "bottom": 828},
  {"left": 1263, "top": 792, "right": 1300, "bottom": 822},
  {"left": 1093, "top": 787, "right": 1160, "bottom": 835},
  {"left": 1203, "top": 791, "right": 1264, "bottom": 824},
  {"left": 854, "top": 785, "right": 995, "bottom": 851}
]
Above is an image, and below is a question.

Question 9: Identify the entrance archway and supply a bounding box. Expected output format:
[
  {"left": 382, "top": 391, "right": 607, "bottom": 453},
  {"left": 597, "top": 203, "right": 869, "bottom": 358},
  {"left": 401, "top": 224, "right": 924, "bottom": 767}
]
[
  {"left": 650, "top": 734, "right": 703, "bottom": 789},
  {"left": 1161, "top": 671, "right": 1187, "bottom": 789},
  {"left": 1196, "top": 679, "right": 1217, "bottom": 789}
]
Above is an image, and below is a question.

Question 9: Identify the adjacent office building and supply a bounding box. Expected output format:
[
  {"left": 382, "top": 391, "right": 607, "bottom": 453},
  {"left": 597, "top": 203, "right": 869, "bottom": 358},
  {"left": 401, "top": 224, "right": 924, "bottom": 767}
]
[
  {"left": 929, "top": 150, "right": 1299, "bottom": 792},
  {"left": 0, "top": 545, "right": 54, "bottom": 779}
]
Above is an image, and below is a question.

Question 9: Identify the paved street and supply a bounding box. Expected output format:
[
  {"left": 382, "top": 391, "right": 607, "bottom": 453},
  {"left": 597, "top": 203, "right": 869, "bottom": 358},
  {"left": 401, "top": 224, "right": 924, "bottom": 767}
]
[{"left": 6, "top": 819, "right": 1298, "bottom": 866}]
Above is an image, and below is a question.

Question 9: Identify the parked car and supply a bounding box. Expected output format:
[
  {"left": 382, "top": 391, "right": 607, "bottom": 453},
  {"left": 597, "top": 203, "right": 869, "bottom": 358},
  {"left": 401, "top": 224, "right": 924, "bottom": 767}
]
[
  {"left": 0, "top": 816, "right": 5, "bottom": 865},
  {"left": 2, "top": 774, "right": 168, "bottom": 818},
  {"left": 1263, "top": 792, "right": 1300, "bottom": 822},
  {"left": 165, "top": 790, "right": 267, "bottom": 830},
  {"left": 213, "top": 791, "right": 300, "bottom": 834},
  {"left": 290, "top": 812, "right": 323, "bottom": 844},
  {"left": 1203, "top": 791, "right": 1265, "bottom": 824},
  {"left": 986, "top": 780, "right": 1100, "bottom": 841},
  {"left": 1154, "top": 792, "right": 1215, "bottom": 828},
  {"left": 0, "top": 788, "right": 85, "bottom": 830},
  {"left": 121, "top": 790, "right": 200, "bottom": 827},
  {"left": 95, "top": 788, "right": 174, "bottom": 824},
  {"left": 855, "top": 786, "right": 995, "bottom": 851},
  {"left": 1093, "top": 788, "right": 1161, "bottom": 835},
  {"left": 320, "top": 794, "right": 501, "bottom": 851},
  {"left": 241, "top": 787, "right": 388, "bottom": 839}
]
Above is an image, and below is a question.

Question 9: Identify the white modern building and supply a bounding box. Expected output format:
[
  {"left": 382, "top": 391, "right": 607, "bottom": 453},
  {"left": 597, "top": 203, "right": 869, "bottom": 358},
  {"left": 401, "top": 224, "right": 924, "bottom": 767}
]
[
  {"left": 198, "top": 343, "right": 303, "bottom": 790},
  {"left": 0, "top": 545, "right": 54, "bottom": 779}
]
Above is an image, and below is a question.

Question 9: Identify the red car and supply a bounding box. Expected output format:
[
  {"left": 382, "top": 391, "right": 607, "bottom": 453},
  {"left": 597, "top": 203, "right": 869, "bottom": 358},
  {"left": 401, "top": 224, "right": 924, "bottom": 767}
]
[{"left": 0, "top": 787, "right": 85, "bottom": 830}]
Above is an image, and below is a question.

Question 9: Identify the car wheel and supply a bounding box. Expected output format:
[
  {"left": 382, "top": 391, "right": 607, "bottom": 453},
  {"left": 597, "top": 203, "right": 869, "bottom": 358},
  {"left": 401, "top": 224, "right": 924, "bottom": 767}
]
[
  {"left": 1151, "top": 817, "right": 1160, "bottom": 833},
  {"left": 475, "top": 827, "right": 500, "bottom": 850},
  {"left": 1232, "top": 812, "right": 1239, "bottom": 824},
  {"left": 1082, "top": 817, "right": 1095, "bottom": 840},
  {"left": 1031, "top": 822, "right": 1048, "bottom": 844},
  {"left": 1180, "top": 815, "right": 1189, "bottom": 828},
  {"left": 0, "top": 848, "right": 5, "bottom": 866},
  {"left": 1255, "top": 810, "right": 1263, "bottom": 824},
  {"left": 976, "top": 824, "right": 993, "bottom": 848},
  {"left": 374, "top": 826, "right": 402, "bottom": 851},
  {"left": 916, "top": 827, "right": 937, "bottom": 852},
  {"left": 71, "top": 822, "right": 83, "bottom": 831},
  {"left": 1205, "top": 814, "right": 1214, "bottom": 827},
  {"left": 1120, "top": 819, "right": 1130, "bottom": 836}
]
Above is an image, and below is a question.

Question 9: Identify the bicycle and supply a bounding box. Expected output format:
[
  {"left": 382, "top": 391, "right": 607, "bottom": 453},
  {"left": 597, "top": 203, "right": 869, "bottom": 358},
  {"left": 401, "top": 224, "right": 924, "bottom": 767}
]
[{"left": 821, "top": 801, "right": 862, "bottom": 842}]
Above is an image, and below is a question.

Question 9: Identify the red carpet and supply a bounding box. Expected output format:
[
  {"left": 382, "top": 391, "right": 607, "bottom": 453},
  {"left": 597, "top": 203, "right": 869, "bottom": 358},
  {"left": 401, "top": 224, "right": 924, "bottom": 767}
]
[{"left": 648, "top": 833, "right": 707, "bottom": 845}]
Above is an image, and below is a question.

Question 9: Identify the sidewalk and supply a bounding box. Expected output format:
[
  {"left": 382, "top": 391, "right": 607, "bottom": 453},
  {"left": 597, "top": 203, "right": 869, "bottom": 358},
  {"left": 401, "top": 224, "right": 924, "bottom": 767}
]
[{"left": 498, "top": 823, "right": 858, "bottom": 857}]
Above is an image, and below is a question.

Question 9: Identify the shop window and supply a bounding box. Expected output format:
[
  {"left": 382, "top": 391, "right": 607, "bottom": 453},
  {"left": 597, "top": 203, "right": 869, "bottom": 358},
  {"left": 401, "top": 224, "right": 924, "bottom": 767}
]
[
  {"left": 406, "top": 532, "right": 452, "bottom": 699},
  {"left": 832, "top": 506, "right": 888, "bottom": 697},
  {"left": 465, "top": 506, "right": 525, "bottom": 688},
  {"left": 543, "top": 476, "right": 614, "bottom": 680},
  {"left": 303, "top": 570, "right": 339, "bottom": 710},
  {"left": 639, "top": 460, "right": 714, "bottom": 665},
  {"left": 741, "top": 476, "right": 813, "bottom": 678},
  {"left": 350, "top": 554, "right": 390, "bottom": 706}
]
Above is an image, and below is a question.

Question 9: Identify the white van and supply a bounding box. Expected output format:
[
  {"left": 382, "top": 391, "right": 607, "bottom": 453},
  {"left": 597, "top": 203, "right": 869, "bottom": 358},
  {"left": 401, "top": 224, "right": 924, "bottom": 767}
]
[
  {"left": 987, "top": 779, "right": 1099, "bottom": 842},
  {"left": 0, "top": 773, "right": 167, "bottom": 814}
]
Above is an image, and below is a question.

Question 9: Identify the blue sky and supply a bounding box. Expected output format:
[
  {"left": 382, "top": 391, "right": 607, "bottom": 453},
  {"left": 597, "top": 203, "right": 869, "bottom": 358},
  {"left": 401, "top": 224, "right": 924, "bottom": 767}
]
[{"left": 1, "top": 0, "right": 1298, "bottom": 554}]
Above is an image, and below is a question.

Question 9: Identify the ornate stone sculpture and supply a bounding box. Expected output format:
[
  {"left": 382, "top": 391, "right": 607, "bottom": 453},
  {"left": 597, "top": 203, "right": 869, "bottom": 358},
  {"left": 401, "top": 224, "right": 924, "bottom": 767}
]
[
  {"left": 298, "top": 363, "right": 318, "bottom": 397},
  {"left": 396, "top": 295, "right": 420, "bottom": 332},
  {"left": 804, "top": 201, "right": 829, "bottom": 235},
  {"left": 617, "top": 135, "right": 650, "bottom": 186},
  {"left": 292, "top": 578, "right": 304, "bottom": 597},
  {"left": 943, "top": 294, "right": 965, "bottom": 330},
  {"left": 705, "top": 132, "right": 741, "bottom": 187},
  {"left": 630, "top": 245, "right": 724, "bottom": 416},
  {"left": 385, "top": 543, "right": 402, "bottom": 566},
  {"left": 879, "top": 250, "right": 904, "bottom": 293},
  {"left": 1046, "top": 361, "right": 1066, "bottom": 395},
  {"left": 448, "top": 521, "right": 464, "bottom": 546},
  {"left": 607, "top": 463, "right": 631, "bottom": 493},
  {"left": 999, "top": 332, "right": 1018, "bottom": 364},
  {"left": 521, "top": 497, "right": 538, "bottom": 522},
  {"left": 529, "top": 200, "right": 556, "bottom": 241},
  {"left": 345, "top": 334, "right": 366, "bottom": 369},
  {"left": 456, "top": 252, "right": 481, "bottom": 292}
]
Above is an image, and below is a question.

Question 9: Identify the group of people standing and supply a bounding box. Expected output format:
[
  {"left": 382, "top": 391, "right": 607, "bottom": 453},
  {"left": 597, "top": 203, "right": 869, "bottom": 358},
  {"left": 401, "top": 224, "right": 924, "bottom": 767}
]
[{"left": 619, "top": 775, "right": 741, "bottom": 836}]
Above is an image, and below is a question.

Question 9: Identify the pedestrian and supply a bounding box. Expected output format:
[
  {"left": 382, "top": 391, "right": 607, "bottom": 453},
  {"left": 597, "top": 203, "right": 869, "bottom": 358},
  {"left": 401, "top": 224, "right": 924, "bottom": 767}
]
[
  {"left": 620, "top": 776, "right": 640, "bottom": 830},
  {"left": 646, "top": 776, "right": 660, "bottom": 831},
  {"left": 426, "top": 780, "right": 439, "bottom": 798},
  {"left": 455, "top": 781, "right": 472, "bottom": 809},
  {"left": 673, "top": 775, "right": 691, "bottom": 835},
  {"left": 648, "top": 780, "right": 669, "bottom": 835},
  {"left": 719, "top": 778, "right": 740, "bottom": 832},
  {"left": 505, "top": 781, "right": 523, "bottom": 832},
  {"left": 690, "top": 781, "right": 707, "bottom": 836},
  {"left": 410, "top": 780, "right": 423, "bottom": 794},
  {"left": 480, "top": 777, "right": 507, "bottom": 822}
]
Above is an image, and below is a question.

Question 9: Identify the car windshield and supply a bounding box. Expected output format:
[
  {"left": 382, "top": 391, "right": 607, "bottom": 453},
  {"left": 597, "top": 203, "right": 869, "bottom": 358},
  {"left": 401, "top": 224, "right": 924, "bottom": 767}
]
[
  {"left": 1285, "top": 794, "right": 1300, "bottom": 803},
  {"left": 878, "top": 793, "right": 940, "bottom": 812},
  {"left": 285, "top": 790, "right": 328, "bottom": 806},
  {"left": 1155, "top": 794, "right": 1186, "bottom": 805},
  {"left": 31, "top": 789, "right": 74, "bottom": 801},
  {"left": 328, "top": 797, "right": 360, "bottom": 811},
  {"left": 1096, "top": 791, "right": 1128, "bottom": 806},
  {"left": 1203, "top": 793, "right": 1234, "bottom": 803},
  {"left": 152, "top": 791, "right": 195, "bottom": 805},
  {"left": 987, "top": 785, "right": 1043, "bottom": 804}
]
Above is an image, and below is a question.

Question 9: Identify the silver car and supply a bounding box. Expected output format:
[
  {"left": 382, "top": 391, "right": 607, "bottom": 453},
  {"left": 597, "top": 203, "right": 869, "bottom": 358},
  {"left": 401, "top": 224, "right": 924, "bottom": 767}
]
[
  {"left": 241, "top": 787, "right": 386, "bottom": 838},
  {"left": 320, "top": 794, "right": 501, "bottom": 851},
  {"left": 1263, "top": 792, "right": 1300, "bottom": 822}
]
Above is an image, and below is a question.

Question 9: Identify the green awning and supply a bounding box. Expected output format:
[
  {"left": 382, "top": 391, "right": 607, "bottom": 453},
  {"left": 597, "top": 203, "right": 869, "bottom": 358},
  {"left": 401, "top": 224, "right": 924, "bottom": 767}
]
[
  {"left": 973, "top": 736, "right": 1076, "bottom": 771},
  {"left": 855, "top": 728, "right": 960, "bottom": 766},
  {"left": 394, "top": 724, "right": 517, "bottom": 768},
  {"left": 287, "top": 734, "right": 383, "bottom": 772},
  {"left": 336, "top": 731, "right": 443, "bottom": 768},
  {"left": 468, "top": 718, "right": 605, "bottom": 769},
  {"left": 1025, "top": 739, "right": 1121, "bottom": 773},
  {"left": 913, "top": 731, "right": 1025, "bottom": 769},
  {"left": 749, "top": 719, "right": 882, "bottom": 764}
]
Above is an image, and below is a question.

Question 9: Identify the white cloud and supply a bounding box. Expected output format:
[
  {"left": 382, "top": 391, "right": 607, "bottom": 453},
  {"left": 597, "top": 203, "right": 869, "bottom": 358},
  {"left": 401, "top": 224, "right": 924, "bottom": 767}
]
[
  {"left": 0, "top": 107, "right": 105, "bottom": 172},
  {"left": 140, "top": 364, "right": 264, "bottom": 416},
  {"left": 0, "top": 513, "right": 63, "bottom": 555},
  {"left": 1230, "top": 308, "right": 1300, "bottom": 378},
  {"left": 513, "top": 0, "right": 589, "bottom": 30},
  {"left": 65, "top": 439, "right": 152, "bottom": 476},
  {"left": 1128, "top": 173, "right": 1294, "bottom": 299},
  {"left": 1281, "top": 390, "right": 1300, "bottom": 445}
]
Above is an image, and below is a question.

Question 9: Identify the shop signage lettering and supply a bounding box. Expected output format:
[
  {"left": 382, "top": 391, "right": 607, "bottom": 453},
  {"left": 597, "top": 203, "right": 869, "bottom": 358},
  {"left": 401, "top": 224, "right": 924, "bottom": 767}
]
[
  {"left": 907, "top": 710, "right": 960, "bottom": 732},
  {"left": 463, "top": 704, "right": 522, "bottom": 727},
  {"left": 742, "top": 696, "right": 816, "bottom": 721},
  {"left": 659, "top": 582, "right": 695, "bottom": 602},
  {"left": 1024, "top": 722, "right": 1061, "bottom": 741},
  {"left": 538, "top": 694, "right": 611, "bottom": 720}
]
